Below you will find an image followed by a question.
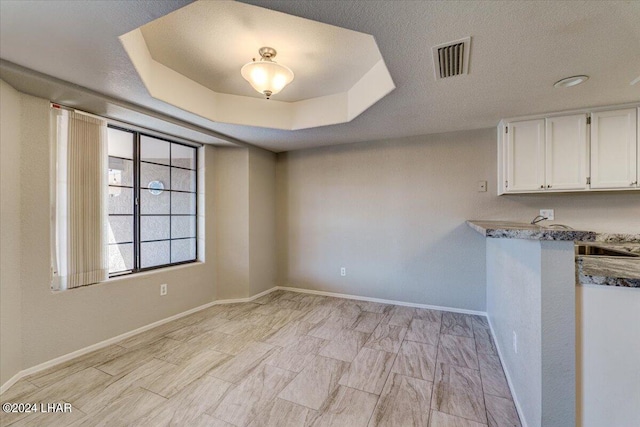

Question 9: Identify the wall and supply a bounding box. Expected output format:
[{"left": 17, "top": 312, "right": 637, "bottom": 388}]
[
  {"left": 277, "top": 128, "right": 640, "bottom": 311},
  {"left": 0, "top": 80, "right": 23, "bottom": 385},
  {"left": 539, "top": 241, "right": 576, "bottom": 427},
  {"left": 214, "top": 146, "right": 278, "bottom": 300},
  {"left": 17, "top": 91, "right": 218, "bottom": 370},
  {"left": 214, "top": 147, "right": 250, "bottom": 299},
  {"left": 577, "top": 284, "right": 640, "bottom": 427},
  {"left": 249, "top": 148, "right": 277, "bottom": 295},
  {"left": 487, "top": 238, "right": 576, "bottom": 427},
  {"left": 486, "top": 238, "right": 542, "bottom": 427}
]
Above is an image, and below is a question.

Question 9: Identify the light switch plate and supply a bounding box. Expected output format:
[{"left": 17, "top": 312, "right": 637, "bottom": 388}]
[{"left": 478, "top": 181, "right": 487, "bottom": 192}]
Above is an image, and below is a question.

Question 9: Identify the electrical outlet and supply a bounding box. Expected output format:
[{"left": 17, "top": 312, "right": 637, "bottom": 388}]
[
  {"left": 340, "top": 267, "right": 346, "bottom": 277},
  {"left": 160, "top": 284, "right": 168, "bottom": 296},
  {"left": 477, "top": 180, "right": 487, "bottom": 192},
  {"left": 539, "top": 209, "right": 554, "bottom": 220},
  {"left": 513, "top": 331, "right": 518, "bottom": 354}
]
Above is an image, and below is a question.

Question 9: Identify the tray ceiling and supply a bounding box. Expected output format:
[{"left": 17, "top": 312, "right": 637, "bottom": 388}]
[{"left": 122, "top": 1, "right": 394, "bottom": 130}]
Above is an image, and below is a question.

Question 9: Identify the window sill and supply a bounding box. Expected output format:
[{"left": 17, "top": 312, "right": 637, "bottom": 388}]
[
  {"left": 51, "top": 260, "right": 205, "bottom": 293},
  {"left": 106, "top": 260, "right": 204, "bottom": 283}
]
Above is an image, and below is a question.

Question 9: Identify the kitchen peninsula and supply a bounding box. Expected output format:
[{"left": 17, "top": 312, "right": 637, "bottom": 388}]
[{"left": 468, "top": 220, "right": 596, "bottom": 427}]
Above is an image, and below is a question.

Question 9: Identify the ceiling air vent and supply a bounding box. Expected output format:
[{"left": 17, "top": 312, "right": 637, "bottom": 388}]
[{"left": 432, "top": 37, "right": 471, "bottom": 80}]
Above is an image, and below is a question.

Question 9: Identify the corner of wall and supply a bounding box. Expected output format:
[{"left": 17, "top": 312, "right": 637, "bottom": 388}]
[
  {"left": 248, "top": 147, "right": 277, "bottom": 295},
  {"left": 0, "top": 80, "right": 23, "bottom": 385}
]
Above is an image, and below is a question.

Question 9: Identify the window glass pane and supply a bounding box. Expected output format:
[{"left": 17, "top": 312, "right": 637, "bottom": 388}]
[
  {"left": 171, "top": 238, "right": 196, "bottom": 263},
  {"left": 171, "top": 168, "right": 196, "bottom": 192},
  {"left": 106, "top": 128, "right": 198, "bottom": 276},
  {"left": 108, "top": 157, "right": 133, "bottom": 187},
  {"left": 171, "top": 192, "right": 196, "bottom": 215},
  {"left": 141, "top": 240, "right": 170, "bottom": 268},
  {"left": 141, "top": 135, "right": 170, "bottom": 165},
  {"left": 108, "top": 215, "right": 133, "bottom": 244},
  {"left": 171, "top": 144, "right": 196, "bottom": 169},
  {"left": 140, "top": 162, "right": 170, "bottom": 190},
  {"left": 108, "top": 187, "right": 133, "bottom": 215},
  {"left": 141, "top": 216, "right": 170, "bottom": 242},
  {"left": 171, "top": 216, "right": 196, "bottom": 239},
  {"left": 108, "top": 128, "right": 133, "bottom": 159},
  {"left": 140, "top": 190, "right": 170, "bottom": 215},
  {"left": 109, "top": 243, "right": 133, "bottom": 273}
]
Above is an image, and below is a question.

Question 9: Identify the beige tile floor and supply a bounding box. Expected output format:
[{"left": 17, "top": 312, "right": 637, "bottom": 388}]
[{"left": 1, "top": 290, "right": 521, "bottom": 427}]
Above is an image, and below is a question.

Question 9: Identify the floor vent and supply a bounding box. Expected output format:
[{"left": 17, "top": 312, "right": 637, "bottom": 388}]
[{"left": 432, "top": 37, "right": 471, "bottom": 80}]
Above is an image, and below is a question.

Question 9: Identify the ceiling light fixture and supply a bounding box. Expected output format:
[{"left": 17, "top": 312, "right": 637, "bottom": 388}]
[
  {"left": 553, "top": 75, "right": 589, "bottom": 88},
  {"left": 241, "top": 47, "right": 294, "bottom": 100}
]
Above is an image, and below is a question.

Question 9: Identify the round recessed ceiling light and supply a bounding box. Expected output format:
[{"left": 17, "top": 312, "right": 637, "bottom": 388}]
[{"left": 553, "top": 75, "right": 589, "bottom": 88}]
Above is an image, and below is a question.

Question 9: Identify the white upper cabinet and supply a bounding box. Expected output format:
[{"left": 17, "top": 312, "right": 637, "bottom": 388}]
[
  {"left": 506, "top": 119, "right": 545, "bottom": 192},
  {"left": 545, "top": 114, "right": 588, "bottom": 191},
  {"left": 590, "top": 109, "right": 637, "bottom": 189},
  {"left": 498, "top": 104, "right": 639, "bottom": 195},
  {"left": 503, "top": 115, "right": 588, "bottom": 193}
]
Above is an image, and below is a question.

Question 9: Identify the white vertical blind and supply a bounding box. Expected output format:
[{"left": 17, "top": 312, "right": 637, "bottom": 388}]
[{"left": 52, "top": 108, "right": 108, "bottom": 290}]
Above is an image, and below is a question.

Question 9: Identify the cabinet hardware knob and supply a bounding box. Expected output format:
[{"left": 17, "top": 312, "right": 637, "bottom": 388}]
[
  {"left": 632, "top": 181, "right": 638, "bottom": 186},
  {"left": 547, "top": 185, "right": 552, "bottom": 188},
  {"left": 540, "top": 185, "right": 544, "bottom": 189}
]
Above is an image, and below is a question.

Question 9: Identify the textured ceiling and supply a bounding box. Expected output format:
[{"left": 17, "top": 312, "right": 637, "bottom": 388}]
[{"left": 1, "top": 0, "right": 639, "bottom": 152}]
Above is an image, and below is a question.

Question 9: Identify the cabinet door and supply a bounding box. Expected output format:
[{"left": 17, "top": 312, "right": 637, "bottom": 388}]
[
  {"left": 545, "top": 114, "right": 588, "bottom": 190},
  {"left": 591, "top": 109, "right": 637, "bottom": 189},
  {"left": 506, "top": 119, "right": 545, "bottom": 192}
]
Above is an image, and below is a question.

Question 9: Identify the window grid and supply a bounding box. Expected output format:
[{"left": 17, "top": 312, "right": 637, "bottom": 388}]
[{"left": 107, "top": 125, "right": 197, "bottom": 277}]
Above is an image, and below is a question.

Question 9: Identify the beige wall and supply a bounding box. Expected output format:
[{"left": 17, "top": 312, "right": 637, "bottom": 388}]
[
  {"left": 214, "top": 147, "right": 250, "bottom": 299},
  {"left": 1, "top": 80, "right": 23, "bottom": 385},
  {"left": 277, "top": 129, "right": 640, "bottom": 311},
  {"left": 16, "top": 91, "right": 217, "bottom": 370},
  {"left": 214, "top": 146, "right": 278, "bottom": 299},
  {"left": 249, "top": 147, "right": 277, "bottom": 295}
]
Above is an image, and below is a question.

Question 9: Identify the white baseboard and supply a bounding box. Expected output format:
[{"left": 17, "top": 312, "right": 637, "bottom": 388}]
[
  {"left": 276, "top": 285, "right": 487, "bottom": 316},
  {"left": 0, "top": 287, "right": 278, "bottom": 395},
  {"left": 487, "top": 316, "right": 528, "bottom": 427}
]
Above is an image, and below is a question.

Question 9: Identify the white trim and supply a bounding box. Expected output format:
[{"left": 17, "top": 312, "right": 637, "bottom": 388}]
[
  {"left": 0, "top": 372, "right": 23, "bottom": 396},
  {"left": 487, "top": 316, "right": 528, "bottom": 427},
  {"left": 0, "top": 287, "right": 278, "bottom": 394},
  {"left": 276, "top": 285, "right": 487, "bottom": 316},
  {"left": 213, "top": 287, "right": 276, "bottom": 305}
]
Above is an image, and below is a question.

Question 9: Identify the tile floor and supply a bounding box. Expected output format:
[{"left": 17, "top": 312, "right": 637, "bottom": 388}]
[{"left": 1, "top": 290, "right": 521, "bottom": 427}]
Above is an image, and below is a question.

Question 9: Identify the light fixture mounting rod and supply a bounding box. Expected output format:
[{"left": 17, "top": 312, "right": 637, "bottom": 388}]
[{"left": 258, "top": 47, "right": 277, "bottom": 60}]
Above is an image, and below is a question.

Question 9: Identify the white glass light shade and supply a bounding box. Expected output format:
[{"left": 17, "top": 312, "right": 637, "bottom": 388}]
[{"left": 241, "top": 60, "right": 294, "bottom": 98}]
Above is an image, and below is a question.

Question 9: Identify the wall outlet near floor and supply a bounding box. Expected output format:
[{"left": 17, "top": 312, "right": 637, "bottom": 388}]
[
  {"left": 539, "top": 209, "right": 554, "bottom": 220},
  {"left": 477, "top": 180, "right": 487, "bottom": 192},
  {"left": 513, "top": 331, "right": 518, "bottom": 354},
  {"left": 160, "top": 284, "right": 168, "bottom": 296},
  {"left": 340, "top": 267, "right": 346, "bottom": 277}
]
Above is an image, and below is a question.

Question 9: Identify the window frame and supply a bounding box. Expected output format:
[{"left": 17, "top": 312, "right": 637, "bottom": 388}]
[{"left": 108, "top": 124, "right": 198, "bottom": 278}]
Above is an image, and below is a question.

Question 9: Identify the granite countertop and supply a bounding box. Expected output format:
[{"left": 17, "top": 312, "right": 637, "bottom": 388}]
[
  {"left": 467, "top": 220, "right": 639, "bottom": 287},
  {"left": 466, "top": 220, "right": 596, "bottom": 241},
  {"left": 576, "top": 240, "right": 640, "bottom": 288}
]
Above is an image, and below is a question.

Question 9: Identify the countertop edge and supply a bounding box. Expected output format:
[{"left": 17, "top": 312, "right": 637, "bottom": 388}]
[{"left": 466, "top": 220, "right": 596, "bottom": 242}]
